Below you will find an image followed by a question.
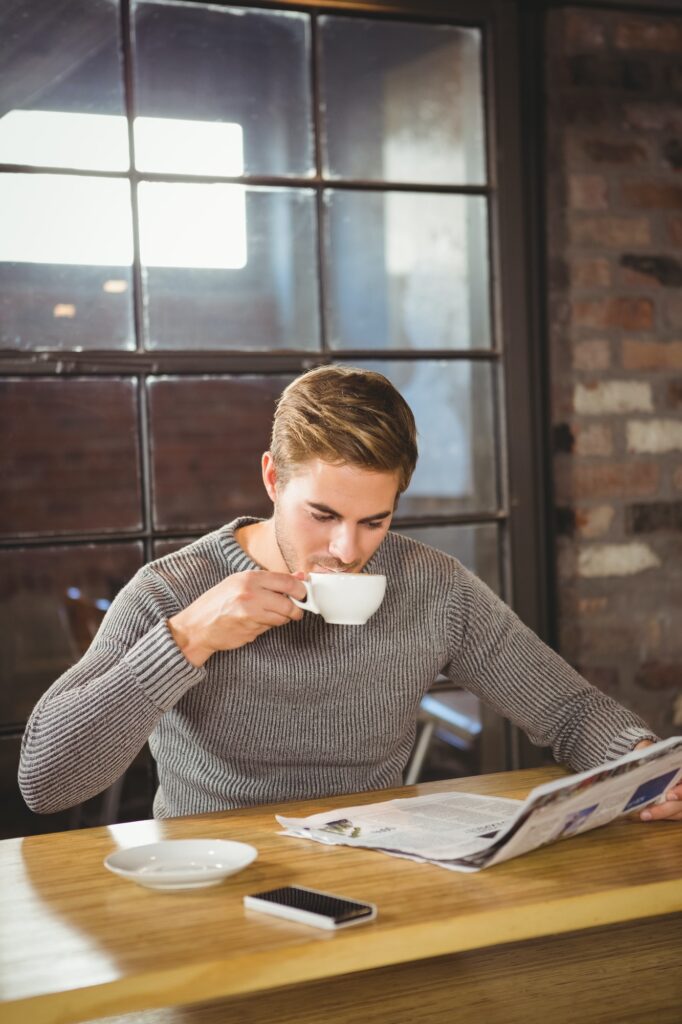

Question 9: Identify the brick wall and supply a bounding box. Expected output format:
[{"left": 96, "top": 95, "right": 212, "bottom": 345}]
[{"left": 546, "top": 6, "right": 682, "bottom": 738}]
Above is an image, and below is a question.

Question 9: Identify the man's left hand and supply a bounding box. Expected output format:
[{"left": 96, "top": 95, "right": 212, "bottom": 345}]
[
  {"left": 638, "top": 784, "right": 682, "bottom": 822},
  {"left": 633, "top": 740, "right": 682, "bottom": 822}
]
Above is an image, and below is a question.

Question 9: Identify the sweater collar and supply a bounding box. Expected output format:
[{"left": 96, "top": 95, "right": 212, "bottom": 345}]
[{"left": 218, "top": 517, "right": 264, "bottom": 573}]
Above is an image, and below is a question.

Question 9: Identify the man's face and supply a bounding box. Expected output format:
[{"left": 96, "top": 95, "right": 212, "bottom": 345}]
[{"left": 268, "top": 457, "right": 401, "bottom": 574}]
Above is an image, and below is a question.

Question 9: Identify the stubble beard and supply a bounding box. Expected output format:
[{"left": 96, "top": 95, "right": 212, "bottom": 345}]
[
  {"left": 272, "top": 505, "right": 361, "bottom": 574},
  {"left": 273, "top": 506, "right": 299, "bottom": 573}
]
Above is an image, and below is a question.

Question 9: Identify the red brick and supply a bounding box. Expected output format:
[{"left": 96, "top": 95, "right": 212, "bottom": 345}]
[
  {"left": 556, "top": 539, "right": 577, "bottom": 578},
  {"left": 635, "top": 664, "right": 682, "bottom": 690},
  {"left": 619, "top": 267, "right": 660, "bottom": 289},
  {"left": 577, "top": 596, "right": 609, "bottom": 615},
  {"left": 569, "top": 54, "right": 654, "bottom": 92},
  {"left": 669, "top": 218, "right": 682, "bottom": 246},
  {"left": 573, "top": 422, "right": 613, "bottom": 457},
  {"left": 570, "top": 217, "right": 651, "bottom": 247},
  {"left": 554, "top": 459, "right": 660, "bottom": 502},
  {"left": 564, "top": 10, "right": 607, "bottom": 53},
  {"left": 663, "top": 295, "right": 682, "bottom": 330},
  {"left": 667, "top": 380, "right": 682, "bottom": 409},
  {"left": 569, "top": 174, "right": 608, "bottom": 210},
  {"left": 574, "top": 504, "right": 615, "bottom": 538},
  {"left": 623, "top": 103, "right": 676, "bottom": 133},
  {"left": 662, "top": 137, "right": 682, "bottom": 171},
  {"left": 557, "top": 589, "right": 587, "bottom": 617},
  {"left": 573, "top": 339, "right": 610, "bottom": 372},
  {"left": 645, "top": 618, "right": 663, "bottom": 653},
  {"left": 571, "top": 259, "right": 612, "bottom": 289},
  {"left": 552, "top": 384, "right": 575, "bottom": 419},
  {"left": 560, "top": 622, "right": 635, "bottom": 660},
  {"left": 619, "top": 255, "right": 682, "bottom": 288},
  {"left": 582, "top": 139, "right": 647, "bottom": 165},
  {"left": 621, "top": 182, "right": 682, "bottom": 208},
  {"left": 562, "top": 94, "right": 612, "bottom": 127},
  {"left": 615, "top": 21, "right": 682, "bottom": 54},
  {"left": 570, "top": 298, "right": 654, "bottom": 330},
  {"left": 622, "top": 339, "right": 682, "bottom": 370}
]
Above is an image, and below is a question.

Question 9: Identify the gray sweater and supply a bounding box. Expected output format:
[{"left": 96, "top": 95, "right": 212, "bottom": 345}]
[{"left": 19, "top": 519, "right": 655, "bottom": 818}]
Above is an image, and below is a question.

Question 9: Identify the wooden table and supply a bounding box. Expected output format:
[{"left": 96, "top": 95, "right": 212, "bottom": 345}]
[{"left": 1, "top": 768, "right": 681, "bottom": 1024}]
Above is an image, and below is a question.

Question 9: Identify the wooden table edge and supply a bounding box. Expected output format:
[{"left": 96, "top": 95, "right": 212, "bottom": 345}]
[{"left": 4, "top": 878, "right": 680, "bottom": 1024}]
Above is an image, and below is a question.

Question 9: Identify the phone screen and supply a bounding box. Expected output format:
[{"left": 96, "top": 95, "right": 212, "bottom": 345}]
[{"left": 249, "top": 886, "right": 374, "bottom": 924}]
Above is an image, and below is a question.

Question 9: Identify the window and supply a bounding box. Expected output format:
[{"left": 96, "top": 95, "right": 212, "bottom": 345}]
[{"left": 0, "top": 0, "right": 545, "bottom": 833}]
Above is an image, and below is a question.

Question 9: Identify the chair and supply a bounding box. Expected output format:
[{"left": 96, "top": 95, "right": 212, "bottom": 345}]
[{"left": 405, "top": 686, "right": 481, "bottom": 785}]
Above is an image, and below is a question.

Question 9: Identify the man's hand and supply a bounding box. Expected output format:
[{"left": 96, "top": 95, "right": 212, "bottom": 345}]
[
  {"left": 168, "top": 570, "right": 307, "bottom": 667},
  {"left": 633, "top": 740, "right": 682, "bottom": 823},
  {"left": 638, "top": 785, "right": 682, "bottom": 822}
]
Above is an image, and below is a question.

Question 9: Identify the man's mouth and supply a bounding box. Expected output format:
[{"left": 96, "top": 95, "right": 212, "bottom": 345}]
[{"left": 312, "top": 561, "right": 358, "bottom": 574}]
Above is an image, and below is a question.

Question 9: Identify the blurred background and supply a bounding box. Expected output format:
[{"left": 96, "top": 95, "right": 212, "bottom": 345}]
[{"left": 1, "top": 0, "right": 680, "bottom": 838}]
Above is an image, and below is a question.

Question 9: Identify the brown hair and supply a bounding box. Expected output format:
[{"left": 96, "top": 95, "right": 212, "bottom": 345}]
[{"left": 270, "top": 365, "right": 418, "bottom": 494}]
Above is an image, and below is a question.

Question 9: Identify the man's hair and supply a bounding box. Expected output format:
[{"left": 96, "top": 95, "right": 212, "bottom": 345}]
[{"left": 270, "top": 365, "right": 418, "bottom": 494}]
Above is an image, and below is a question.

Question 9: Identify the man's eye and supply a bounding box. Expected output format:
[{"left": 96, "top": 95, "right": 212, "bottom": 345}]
[
  {"left": 311, "top": 513, "right": 334, "bottom": 523},
  {"left": 366, "top": 521, "right": 384, "bottom": 531}
]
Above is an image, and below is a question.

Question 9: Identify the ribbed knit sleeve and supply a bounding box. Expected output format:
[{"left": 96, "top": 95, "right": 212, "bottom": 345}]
[
  {"left": 18, "top": 522, "right": 661, "bottom": 821},
  {"left": 444, "top": 562, "right": 657, "bottom": 772},
  {"left": 18, "top": 566, "right": 205, "bottom": 814}
]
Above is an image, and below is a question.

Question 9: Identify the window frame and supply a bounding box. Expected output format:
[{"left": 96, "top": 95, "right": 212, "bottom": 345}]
[{"left": 0, "top": 0, "right": 550, "bottom": 773}]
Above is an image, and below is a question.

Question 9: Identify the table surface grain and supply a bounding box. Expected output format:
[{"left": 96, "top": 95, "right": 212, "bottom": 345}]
[{"left": 2, "top": 767, "right": 681, "bottom": 1024}]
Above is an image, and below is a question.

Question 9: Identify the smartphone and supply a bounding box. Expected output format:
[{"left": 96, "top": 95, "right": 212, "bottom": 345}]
[{"left": 243, "top": 885, "right": 377, "bottom": 930}]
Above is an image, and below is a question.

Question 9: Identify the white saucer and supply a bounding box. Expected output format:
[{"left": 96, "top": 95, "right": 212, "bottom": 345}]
[{"left": 104, "top": 839, "right": 258, "bottom": 891}]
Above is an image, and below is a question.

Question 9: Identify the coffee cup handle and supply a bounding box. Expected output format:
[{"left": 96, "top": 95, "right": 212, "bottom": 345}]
[{"left": 291, "top": 580, "right": 320, "bottom": 615}]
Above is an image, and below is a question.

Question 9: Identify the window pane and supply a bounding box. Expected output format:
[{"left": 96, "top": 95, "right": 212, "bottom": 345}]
[
  {"left": 320, "top": 17, "right": 485, "bottom": 185},
  {"left": 152, "top": 538, "right": 197, "bottom": 559},
  {"left": 133, "top": 1, "right": 313, "bottom": 177},
  {"left": 0, "top": 737, "right": 73, "bottom": 838},
  {"left": 0, "top": 543, "right": 144, "bottom": 728},
  {"left": 395, "top": 523, "right": 500, "bottom": 595},
  {"left": 148, "top": 376, "right": 291, "bottom": 530},
  {"left": 141, "top": 185, "right": 320, "bottom": 350},
  {"left": 0, "top": 174, "right": 134, "bottom": 350},
  {"left": 353, "top": 360, "right": 498, "bottom": 516},
  {"left": 0, "top": 378, "right": 143, "bottom": 536},
  {"left": 325, "top": 191, "right": 490, "bottom": 350},
  {"left": 0, "top": 0, "right": 128, "bottom": 171}
]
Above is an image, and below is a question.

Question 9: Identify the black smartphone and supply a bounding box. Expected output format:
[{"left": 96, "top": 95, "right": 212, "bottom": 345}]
[{"left": 243, "top": 885, "right": 377, "bottom": 930}]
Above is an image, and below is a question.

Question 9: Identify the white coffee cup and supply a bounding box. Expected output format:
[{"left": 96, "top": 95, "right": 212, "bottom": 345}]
[{"left": 291, "top": 572, "right": 387, "bottom": 625}]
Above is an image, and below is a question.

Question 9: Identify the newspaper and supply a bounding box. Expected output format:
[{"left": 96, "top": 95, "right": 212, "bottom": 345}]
[{"left": 277, "top": 736, "right": 682, "bottom": 872}]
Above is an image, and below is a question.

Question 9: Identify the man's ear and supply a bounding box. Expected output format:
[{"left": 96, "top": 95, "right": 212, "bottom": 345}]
[{"left": 261, "top": 451, "right": 278, "bottom": 503}]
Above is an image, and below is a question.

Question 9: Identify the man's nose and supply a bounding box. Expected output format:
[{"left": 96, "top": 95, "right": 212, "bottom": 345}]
[{"left": 328, "top": 524, "right": 360, "bottom": 566}]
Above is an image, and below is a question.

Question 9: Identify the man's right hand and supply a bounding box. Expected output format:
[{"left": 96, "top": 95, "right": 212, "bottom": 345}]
[{"left": 167, "top": 571, "right": 307, "bottom": 667}]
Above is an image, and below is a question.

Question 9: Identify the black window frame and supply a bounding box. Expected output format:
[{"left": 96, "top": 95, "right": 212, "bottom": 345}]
[{"left": 0, "top": 0, "right": 550, "bottom": 775}]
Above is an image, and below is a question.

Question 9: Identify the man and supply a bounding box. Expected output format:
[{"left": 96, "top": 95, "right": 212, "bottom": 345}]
[{"left": 19, "top": 366, "right": 681, "bottom": 823}]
